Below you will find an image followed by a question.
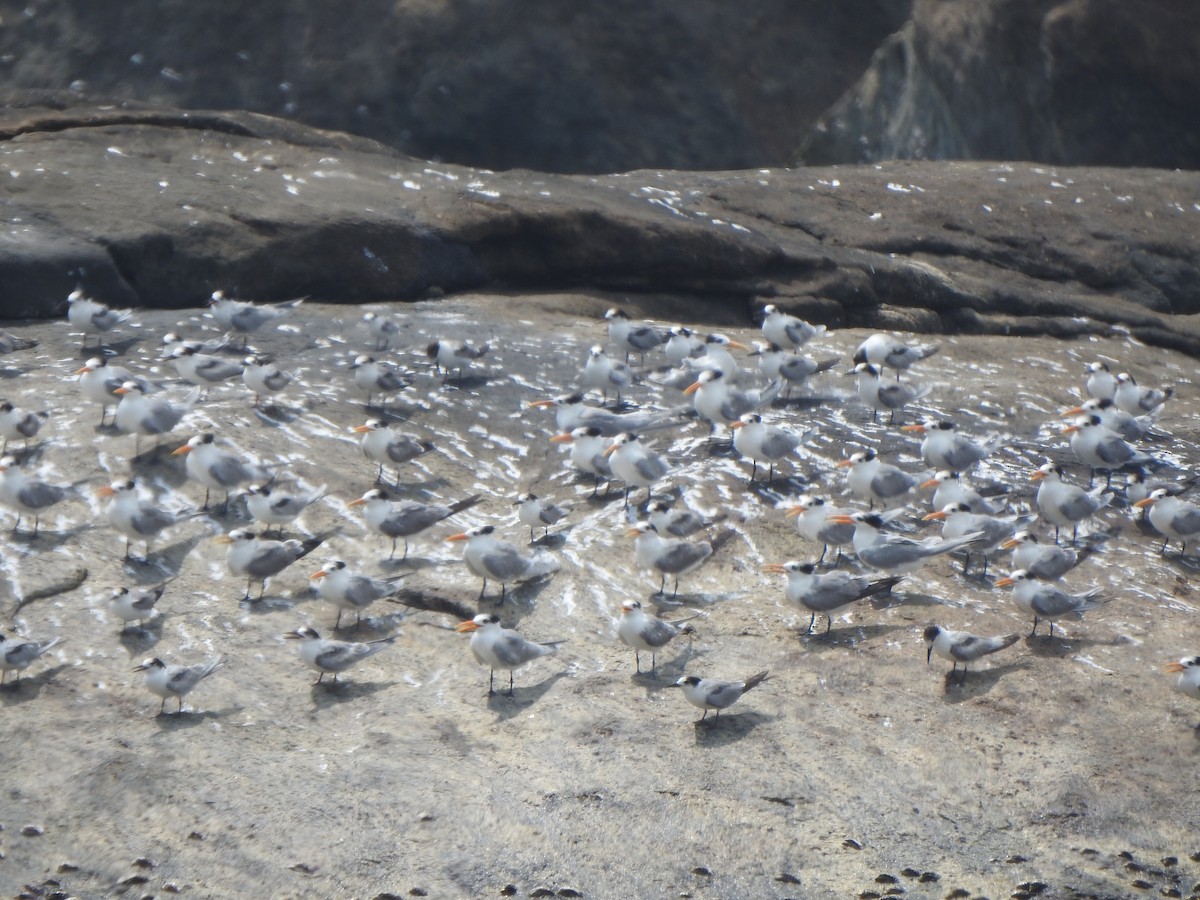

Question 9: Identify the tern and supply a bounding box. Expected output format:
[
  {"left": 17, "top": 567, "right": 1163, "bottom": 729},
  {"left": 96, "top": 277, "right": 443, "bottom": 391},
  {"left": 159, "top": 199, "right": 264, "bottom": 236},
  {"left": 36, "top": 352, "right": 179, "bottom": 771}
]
[
  {"left": 208, "top": 290, "right": 303, "bottom": 344},
  {"left": 664, "top": 326, "right": 706, "bottom": 366},
  {"left": 528, "top": 392, "right": 686, "bottom": 437},
  {"left": 729, "top": 413, "right": 808, "bottom": 483},
  {"left": 628, "top": 522, "right": 716, "bottom": 598},
  {"left": 700, "top": 334, "right": 749, "bottom": 381},
  {"left": 456, "top": 613, "right": 563, "bottom": 696},
  {"left": 1031, "top": 463, "right": 1112, "bottom": 545},
  {"left": 1084, "top": 361, "right": 1116, "bottom": 401},
  {"left": 604, "top": 432, "right": 670, "bottom": 510},
  {"left": 242, "top": 355, "right": 293, "bottom": 406},
  {"left": 1060, "top": 397, "right": 1158, "bottom": 443},
  {"left": 363, "top": 311, "right": 402, "bottom": 350},
  {"left": 173, "top": 433, "right": 269, "bottom": 511},
  {"left": 902, "top": 420, "right": 998, "bottom": 472},
  {"left": 829, "top": 512, "right": 984, "bottom": 575},
  {"left": 161, "top": 331, "right": 231, "bottom": 355},
  {"left": 605, "top": 307, "right": 666, "bottom": 363},
  {"left": 581, "top": 345, "right": 635, "bottom": 405},
  {"left": 245, "top": 482, "right": 327, "bottom": 537},
  {"left": 923, "top": 625, "right": 1019, "bottom": 684},
  {"left": 353, "top": 419, "right": 435, "bottom": 483},
  {"left": 0, "top": 633, "right": 62, "bottom": 685},
  {"left": 1000, "top": 529, "right": 1092, "bottom": 581},
  {"left": 1113, "top": 372, "right": 1172, "bottom": 417},
  {"left": 919, "top": 470, "right": 1005, "bottom": 515},
  {"left": 845, "top": 362, "right": 931, "bottom": 423},
  {"left": 107, "top": 584, "right": 169, "bottom": 630},
  {"left": 645, "top": 497, "right": 712, "bottom": 538},
  {"left": 549, "top": 426, "right": 614, "bottom": 496},
  {"left": 785, "top": 495, "right": 857, "bottom": 566},
  {"left": 169, "top": 345, "right": 244, "bottom": 390},
  {"left": 0, "top": 401, "right": 47, "bottom": 452},
  {"left": 1165, "top": 657, "right": 1200, "bottom": 728},
  {"left": 994, "top": 569, "right": 1107, "bottom": 638},
  {"left": 311, "top": 560, "right": 408, "bottom": 628},
  {"left": 283, "top": 626, "right": 395, "bottom": 684},
  {"left": 1062, "top": 414, "right": 1152, "bottom": 486},
  {"left": 351, "top": 354, "right": 409, "bottom": 407},
  {"left": 216, "top": 528, "right": 329, "bottom": 600},
  {"left": 750, "top": 342, "right": 839, "bottom": 398},
  {"left": 446, "top": 525, "right": 560, "bottom": 600},
  {"left": 66, "top": 288, "right": 130, "bottom": 346},
  {"left": 426, "top": 339, "right": 490, "bottom": 379},
  {"left": 0, "top": 455, "right": 82, "bottom": 535},
  {"left": 853, "top": 333, "right": 939, "bottom": 378},
  {"left": 617, "top": 600, "right": 699, "bottom": 674},
  {"left": 763, "top": 561, "right": 901, "bottom": 634},
  {"left": 671, "top": 671, "right": 769, "bottom": 723},
  {"left": 760, "top": 304, "right": 825, "bottom": 349},
  {"left": 350, "top": 490, "right": 482, "bottom": 559},
  {"left": 837, "top": 449, "right": 920, "bottom": 509},
  {"left": 134, "top": 656, "right": 221, "bottom": 715},
  {"left": 77, "top": 357, "right": 148, "bottom": 425},
  {"left": 515, "top": 492, "right": 568, "bottom": 540},
  {"left": 1134, "top": 488, "right": 1200, "bottom": 556},
  {"left": 684, "top": 368, "right": 780, "bottom": 432},
  {"left": 0, "top": 329, "right": 37, "bottom": 356},
  {"left": 97, "top": 478, "right": 197, "bottom": 561},
  {"left": 113, "top": 381, "right": 200, "bottom": 453},
  {"left": 922, "top": 502, "right": 1021, "bottom": 577}
]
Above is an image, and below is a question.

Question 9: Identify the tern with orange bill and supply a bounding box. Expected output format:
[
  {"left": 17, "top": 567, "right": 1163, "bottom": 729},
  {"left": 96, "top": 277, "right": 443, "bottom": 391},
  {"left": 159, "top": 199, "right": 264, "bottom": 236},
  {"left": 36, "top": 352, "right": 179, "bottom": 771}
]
[
  {"left": 456, "top": 613, "right": 563, "bottom": 696},
  {"left": 1134, "top": 488, "right": 1200, "bottom": 556},
  {"left": 447, "top": 525, "right": 559, "bottom": 600},
  {"left": 1165, "top": 657, "right": 1200, "bottom": 729},
  {"left": 994, "top": 569, "right": 1108, "bottom": 638},
  {"left": 764, "top": 561, "right": 901, "bottom": 634},
  {"left": 283, "top": 626, "right": 395, "bottom": 685},
  {"left": 351, "top": 489, "right": 481, "bottom": 559},
  {"left": 617, "top": 600, "right": 700, "bottom": 674}
]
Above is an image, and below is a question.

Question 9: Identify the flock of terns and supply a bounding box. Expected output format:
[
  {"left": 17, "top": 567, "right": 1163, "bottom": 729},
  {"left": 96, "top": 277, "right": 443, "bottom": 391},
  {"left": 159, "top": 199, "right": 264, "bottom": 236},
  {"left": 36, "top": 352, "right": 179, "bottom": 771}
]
[{"left": 0, "top": 292, "right": 1199, "bottom": 727}]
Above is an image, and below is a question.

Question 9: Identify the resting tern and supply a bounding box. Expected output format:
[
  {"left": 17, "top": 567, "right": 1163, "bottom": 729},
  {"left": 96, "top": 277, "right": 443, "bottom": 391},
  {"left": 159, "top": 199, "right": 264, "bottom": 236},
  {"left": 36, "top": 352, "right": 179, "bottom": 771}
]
[
  {"left": 550, "top": 425, "right": 614, "bottom": 495},
  {"left": 760, "top": 304, "right": 825, "bottom": 349},
  {"left": 664, "top": 326, "right": 706, "bottom": 366},
  {"left": 671, "top": 671, "right": 769, "bottom": 723},
  {"left": 76, "top": 357, "right": 148, "bottom": 425},
  {"left": 66, "top": 288, "right": 130, "bottom": 346},
  {"left": 108, "top": 584, "right": 169, "bottom": 630},
  {"left": 0, "top": 455, "right": 81, "bottom": 535},
  {"left": 354, "top": 419, "right": 435, "bottom": 483},
  {"left": 763, "top": 561, "right": 901, "bottom": 633},
  {"left": 1062, "top": 414, "right": 1151, "bottom": 485},
  {"left": 426, "top": 339, "right": 489, "bottom": 378},
  {"left": 1084, "top": 361, "right": 1116, "bottom": 401},
  {"left": 0, "top": 633, "right": 62, "bottom": 685},
  {"left": 785, "top": 495, "right": 856, "bottom": 565},
  {"left": 923, "top": 502, "right": 1020, "bottom": 576},
  {"left": 528, "top": 392, "right": 685, "bottom": 437},
  {"left": 0, "top": 329, "right": 37, "bottom": 356},
  {"left": 242, "top": 355, "right": 293, "bottom": 406},
  {"left": 645, "top": 497, "right": 712, "bottom": 538},
  {"left": 853, "top": 333, "right": 939, "bottom": 378},
  {"left": 1060, "top": 397, "right": 1158, "bottom": 443},
  {"left": 446, "top": 525, "right": 560, "bottom": 600},
  {"left": 1134, "top": 488, "right": 1200, "bottom": 556},
  {"left": 923, "top": 625, "right": 1019, "bottom": 685},
  {"left": 208, "top": 290, "right": 303, "bottom": 343},
  {"left": 995, "top": 569, "right": 1108, "bottom": 638},
  {"left": 283, "top": 626, "right": 395, "bottom": 684},
  {"left": 161, "top": 331, "right": 230, "bottom": 355},
  {"left": 0, "top": 401, "right": 46, "bottom": 452},
  {"left": 97, "top": 478, "right": 196, "bottom": 561},
  {"left": 456, "top": 613, "right": 563, "bottom": 695},
  {"left": 1114, "top": 372, "right": 1172, "bottom": 417},
  {"left": 245, "top": 482, "right": 327, "bottom": 537},
  {"left": 351, "top": 354, "right": 409, "bottom": 407},
  {"left": 350, "top": 490, "right": 482, "bottom": 559},
  {"left": 628, "top": 522, "right": 716, "bottom": 598},
  {"left": 838, "top": 449, "right": 920, "bottom": 508},
  {"left": 363, "top": 311, "right": 402, "bottom": 350},
  {"left": 700, "top": 334, "right": 749, "bottom": 381},
  {"left": 617, "top": 600, "right": 699, "bottom": 673},
  {"left": 605, "top": 432, "right": 670, "bottom": 509},
  {"left": 920, "top": 470, "right": 1005, "bottom": 515},
  {"left": 515, "top": 492, "right": 568, "bottom": 540},
  {"left": 1165, "top": 657, "right": 1200, "bottom": 728},
  {"left": 169, "top": 345, "right": 243, "bottom": 390},
  {"left": 750, "top": 342, "right": 839, "bottom": 397},
  {"left": 829, "top": 511, "right": 984, "bottom": 575},
  {"left": 173, "top": 433, "right": 269, "bottom": 510},
  {"left": 1000, "top": 529, "right": 1093, "bottom": 581},
  {"left": 730, "top": 413, "right": 808, "bottom": 483},
  {"left": 113, "top": 381, "right": 200, "bottom": 452},
  {"left": 581, "top": 345, "right": 635, "bottom": 404},
  {"left": 1031, "top": 463, "right": 1112, "bottom": 544},
  {"left": 684, "top": 368, "right": 781, "bottom": 432},
  {"left": 846, "top": 362, "right": 931, "bottom": 423},
  {"left": 311, "top": 560, "right": 407, "bottom": 628},
  {"left": 902, "top": 420, "right": 997, "bottom": 472},
  {"left": 216, "top": 528, "right": 329, "bottom": 600},
  {"left": 134, "top": 656, "right": 221, "bottom": 715},
  {"left": 605, "top": 307, "right": 666, "bottom": 363}
]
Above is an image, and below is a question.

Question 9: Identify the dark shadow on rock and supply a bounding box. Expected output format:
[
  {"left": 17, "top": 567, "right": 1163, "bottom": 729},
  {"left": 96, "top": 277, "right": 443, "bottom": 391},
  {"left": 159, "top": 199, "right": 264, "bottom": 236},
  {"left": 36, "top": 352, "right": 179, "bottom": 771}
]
[
  {"left": 252, "top": 403, "right": 304, "bottom": 426},
  {"left": 118, "top": 618, "right": 166, "bottom": 656},
  {"left": 308, "top": 678, "right": 398, "bottom": 710},
  {"left": 481, "top": 572, "right": 558, "bottom": 610},
  {"left": 937, "top": 661, "right": 1030, "bottom": 703},
  {"left": 483, "top": 669, "right": 568, "bottom": 720},
  {"left": 799, "top": 623, "right": 903, "bottom": 651},
  {"left": 6, "top": 522, "right": 93, "bottom": 552},
  {"left": 0, "top": 663, "right": 70, "bottom": 704},
  {"left": 529, "top": 531, "right": 570, "bottom": 550},
  {"left": 1022, "top": 632, "right": 1129, "bottom": 657},
  {"left": 239, "top": 592, "right": 299, "bottom": 613},
  {"left": 76, "top": 336, "right": 142, "bottom": 359},
  {"left": 690, "top": 710, "right": 771, "bottom": 745},
  {"left": 387, "top": 589, "right": 476, "bottom": 621},
  {"left": 436, "top": 374, "right": 490, "bottom": 392},
  {"left": 330, "top": 610, "right": 407, "bottom": 638},
  {"left": 130, "top": 532, "right": 210, "bottom": 579},
  {"left": 151, "top": 705, "right": 241, "bottom": 728},
  {"left": 628, "top": 644, "right": 709, "bottom": 692}
]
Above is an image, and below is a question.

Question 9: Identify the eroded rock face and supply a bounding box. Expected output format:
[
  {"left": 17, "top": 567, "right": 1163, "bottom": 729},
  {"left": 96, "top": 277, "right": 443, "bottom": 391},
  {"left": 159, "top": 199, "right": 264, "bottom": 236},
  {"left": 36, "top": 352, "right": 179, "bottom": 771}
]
[
  {"left": 3, "top": 106, "right": 1199, "bottom": 353},
  {"left": 798, "top": 0, "right": 1200, "bottom": 170}
]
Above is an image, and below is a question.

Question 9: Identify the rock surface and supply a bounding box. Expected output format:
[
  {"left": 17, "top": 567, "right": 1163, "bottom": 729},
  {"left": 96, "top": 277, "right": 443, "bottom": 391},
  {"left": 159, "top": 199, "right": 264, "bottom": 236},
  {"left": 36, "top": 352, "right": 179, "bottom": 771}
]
[
  {"left": 800, "top": 0, "right": 1200, "bottom": 169},
  {"left": 3, "top": 106, "right": 1200, "bottom": 354}
]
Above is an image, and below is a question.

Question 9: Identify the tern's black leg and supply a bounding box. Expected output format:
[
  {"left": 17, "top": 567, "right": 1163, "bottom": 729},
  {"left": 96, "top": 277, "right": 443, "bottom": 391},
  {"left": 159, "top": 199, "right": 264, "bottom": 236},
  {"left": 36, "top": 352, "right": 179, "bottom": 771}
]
[
  {"left": 1048, "top": 620, "right": 1056, "bottom": 639},
  {"left": 634, "top": 651, "right": 642, "bottom": 674},
  {"left": 1029, "top": 616, "right": 1040, "bottom": 637},
  {"left": 389, "top": 538, "right": 397, "bottom": 559},
  {"left": 805, "top": 612, "right": 816, "bottom": 634},
  {"left": 487, "top": 669, "right": 495, "bottom": 696},
  {"left": 500, "top": 583, "right": 508, "bottom": 602},
  {"left": 749, "top": 460, "right": 757, "bottom": 482},
  {"left": 403, "top": 540, "right": 410, "bottom": 560},
  {"left": 623, "top": 486, "right": 630, "bottom": 510},
  {"left": 507, "top": 671, "right": 515, "bottom": 696},
  {"left": 817, "top": 544, "right": 828, "bottom": 565},
  {"left": 478, "top": 579, "right": 488, "bottom": 600},
  {"left": 824, "top": 615, "right": 832, "bottom": 635}
]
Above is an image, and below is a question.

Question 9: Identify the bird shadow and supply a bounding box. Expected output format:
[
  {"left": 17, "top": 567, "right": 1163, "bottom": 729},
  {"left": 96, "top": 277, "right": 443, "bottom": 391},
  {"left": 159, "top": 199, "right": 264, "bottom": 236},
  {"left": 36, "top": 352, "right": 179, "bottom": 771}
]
[
  {"left": 5, "top": 522, "right": 92, "bottom": 551},
  {"left": 129, "top": 532, "right": 209, "bottom": 578},
  {"left": 938, "top": 661, "right": 1031, "bottom": 703},
  {"left": 252, "top": 403, "right": 304, "bottom": 426},
  {"left": 690, "top": 710, "right": 772, "bottom": 745},
  {"left": 118, "top": 619, "right": 166, "bottom": 655},
  {"left": 377, "top": 554, "right": 452, "bottom": 574},
  {"left": 331, "top": 610, "right": 408, "bottom": 638},
  {"left": 483, "top": 669, "right": 568, "bottom": 720},
  {"left": 481, "top": 572, "right": 558, "bottom": 609},
  {"left": 386, "top": 588, "right": 476, "bottom": 621},
  {"left": 1022, "top": 632, "right": 1131, "bottom": 657},
  {"left": 239, "top": 593, "right": 299, "bottom": 614},
  {"left": 308, "top": 679, "right": 398, "bottom": 710},
  {"left": 799, "top": 623, "right": 904, "bottom": 651},
  {"left": 438, "top": 374, "right": 490, "bottom": 391},
  {"left": 151, "top": 705, "right": 240, "bottom": 729},
  {"left": 628, "top": 644, "right": 710, "bottom": 691},
  {"left": 0, "top": 663, "right": 70, "bottom": 705},
  {"left": 875, "top": 590, "right": 943, "bottom": 610},
  {"left": 76, "top": 336, "right": 142, "bottom": 358},
  {"left": 529, "top": 531, "right": 570, "bottom": 550}
]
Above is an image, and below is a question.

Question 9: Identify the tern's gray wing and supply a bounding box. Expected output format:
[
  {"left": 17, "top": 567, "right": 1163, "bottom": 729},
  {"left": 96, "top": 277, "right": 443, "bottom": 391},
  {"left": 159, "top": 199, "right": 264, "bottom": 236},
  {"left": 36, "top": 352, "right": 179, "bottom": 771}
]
[
  {"left": 947, "top": 633, "right": 1018, "bottom": 662},
  {"left": 207, "top": 455, "right": 257, "bottom": 488},
  {"left": 17, "top": 481, "right": 69, "bottom": 511},
  {"left": 943, "top": 440, "right": 987, "bottom": 471},
  {"left": 720, "top": 392, "right": 757, "bottom": 422},
  {"left": 386, "top": 437, "right": 433, "bottom": 464},
  {"left": 142, "top": 398, "right": 186, "bottom": 435},
  {"left": 587, "top": 453, "right": 614, "bottom": 477},
  {"left": 1055, "top": 489, "right": 1103, "bottom": 522},
  {"left": 193, "top": 358, "right": 243, "bottom": 382},
  {"left": 778, "top": 357, "right": 818, "bottom": 381},
  {"left": 633, "top": 454, "right": 670, "bottom": 482},
  {"left": 93, "top": 308, "right": 126, "bottom": 331},
  {"left": 490, "top": 630, "right": 551, "bottom": 667},
  {"left": 759, "top": 430, "right": 801, "bottom": 460},
  {"left": 858, "top": 538, "right": 927, "bottom": 568},
  {"left": 700, "top": 679, "right": 744, "bottom": 709},
  {"left": 268, "top": 495, "right": 308, "bottom": 517},
  {"left": 229, "top": 306, "right": 276, "bottom": 332},
  {"left": 244, "top": 544, "right": 303, "bottom": 578},
  {"left": 654, "top": 541, "right": 712, "bottom": 575},
  {"left": 166, "top": 659, "right": 221, "bottom": 694},
  {"left": 637, "top": 616, "right": 680, "bottom": 649},
  {"left": 877, "top": 383, "right": 917, "bottom": 409},
  {"left": 315, "top": 640, "right": 385, "bottom": 672},
  {"left": 1091, "top": 435, "right": 1136, "bottom": 466},
  {"left": 801, "top": 574, "right": 870, "bottom": 611},
  {"left": 538, "top": 504, "right": 568, "bottom": 526},
  {"left": 384, "top": 503, "right": 452, "bottom": 537},
  {"left": 1025, "top": 548, "right": 1076, "bottom": 581},
  {"left": 871, "top": 468, "right": 916, "bottom": 499},
  {"left": 1030, "top": 586, "right": 1103, "bottom": 618},
  {"left": 817, "top": 519, "right": 855, "bottom": 544},
  {"left": 345, "top": 575, "right": 391, "bottom": 608},
  {"left": 3, "top": 639, "right": 58, "bottom": 667},
  {"left": 479, "top": 543, "right": 532, "bottom": 581},
  {"left": 130, "top": 589, "right": 165, "bottom": 612},
  {"left": 130, "top": 503, "right": 180, "bottom": 537},
  {"left": 626, "top": 325, "right": 664, "bottom": 352},
  {"left": 1167, "top": 505, "right": 1200, "bottom": 536},
  {"left": 663, "top": 510, "right": 707, "bottom": 537}
]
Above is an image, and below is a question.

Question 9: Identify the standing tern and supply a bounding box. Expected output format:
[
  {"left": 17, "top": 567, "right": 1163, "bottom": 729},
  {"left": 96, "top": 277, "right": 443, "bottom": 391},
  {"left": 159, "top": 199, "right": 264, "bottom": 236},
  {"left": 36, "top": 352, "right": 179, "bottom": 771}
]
[
  {"left": 283, "top": 626, "right": 395, "bottom": 684},
  {"left": 605, "top": 432, "right": 670, "bottom": 509},
  {"left": 97, "top": 478, "right": 196, "bottom": 561},
  {"left": 0, "top": 401, "right": 46, "bottom": 452},
  {"left": 549, "top": 426, "right": 614, "bottom": 496},
  {"left": 902, "top": 420, "right": 998, "bottom": 472},
  {"left": 846, "top": 362, "right": 931, "bottom": 423},
  {"left": 1000, "top": 529, "right": 1093, "bottom": 581},
  {"left": 829, "top": 512, "right": 984, "bottom": 575},
  {"left": 108, "top": 584, "right": 169, "bottom": 630},
  {"left": 1060, "top": 397, "right": 1158, "bottom": 443},
  {"left": 353, "top": 419, "right": 435, "bottom": 483},
  {"left": 628, "top": 522, "right": 717, "bottom": 598},
  {"left": 311, "top": 560, "right": 407, "bottom": 628},
  {"left": 920, "top": 470, "right": 1006, "bottom": 515},
  {"left": 785, "top": 495, "right": 856, "bottom": 566},
  {"left": 853, "top": 333, "right": 939, "bottom": 378},
  {"left": 363, "top": 311, "right": 402, "bottom": 350},
  {"left": 245, "top": 482, "right": 327, "bottom": 537},
  {"left": 730, "top": 413, "right": 808, "bottom": 483},
  {"left": 1165, "top": 657, "right": 1200, "bottom": 728},
  {"left": 617, "top": 600, "right": 699, "bottom": 674},
  {"left": 923, "top": 502, "right": 1021, "bottom": 577},
  {"left": 994, "top": 569, "right": 1108, "bottom": 638},
  {"left": 77, "top": 357, "right": 148, "bottom": 426},
  {"left": 684, "top": 368, "right": 781, "bottom": 433},
  {"left": 113, "top": 381, "right": 200, "bottom": 453},
  {"left": 581, "top": 345, "right": 635, "bottom": 405},
  {"left": 923, "top": 625, "right": 1019, "bottom": 685},
  {"left": 515, "top": 492, "right": 568, "bottom": 541},
  {"left": 646, "top": 497, "right": 712, "bottom": 538},
  {"left": 750, "top": 342, "right": 839, "bottom": 398},
  {"left": 1084, "top": 361, "right": 1116, "bottom": 401},
  {"left": 700, "top": 334, "right": 749, "bottom": 381},
  {"left": 1031, "top": 463, "right": 1112, "bottom": 545},
  {"left": 351, "top": 354, "right": 409, "bottom": 408},
  {"left": 0, "top": 455, "right": 82, "bottom": 536},
  {"left": 1134, "top": 488, "right": 1200, "bottom": 556},
  {"left": 671, "top": 671, "right": 769, "bottom": 723},
  {"left": 446, "top": 525, "right": 560, "bottom": 600},
  {"left": 0, "top": 633, "right": 62, "bottom": 685},
  {"left": 173, "top": 433, "right": 269, "bottom": 510},
  {"left": 456, "top": 613, "right": 563, "bottom": 696},
  {"left": 169, "top": 345, "right": 244, "bottom": 391},
  {"left": 426, "top": 339, "right": 490, "bottom": 379},
  {"left": 838, "top": 449, "right": 920, "bottom": 509},
  {"left": 763, "top": 561, "right": 901, "bottom": 634},
  {"left": 1062, "top": 414, "right": 1152, "bottom": 486},
  {"left": 66, "top": 288, "right": 131, "bottom": 346},
  {"left": 216, "top": 528, "right": 329, "bottom": 600},
  {"left": 208, "top": 290, "right": 303, "bottom": 344},
  {"left": 134, "top": 656, "right": 221, "bottom": 715},
  {"left": 1114, "top": 372, "right": 1172, "bottom": 417},
  {"left": 760, "top": 304, "right": 825, "bottom": 349},
  {"left": 605, "top": 307, "right": 666, "bottom": 363},
  {"left": 162, "top": 331, "right": 231, "bottom": 355},
  {"left": 664, "top": 326, "right": 706, "bottom": 366},
  {"left": 242, "top": 355, "right": 293, "bottom": 406},
  {"left": 350, "top": 490, "right": 482, "bottom": 559}
]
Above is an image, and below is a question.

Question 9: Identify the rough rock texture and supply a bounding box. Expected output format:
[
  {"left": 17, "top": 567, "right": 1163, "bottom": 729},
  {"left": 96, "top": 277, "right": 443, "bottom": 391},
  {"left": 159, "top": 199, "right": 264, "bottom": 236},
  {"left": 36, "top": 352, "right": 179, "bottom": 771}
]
[
  {"left": 0, "top": 0, "right": 909, "bottom": 173},
  {"left": 4, "top": 106, "right": 1200, "bottom": 354},
  {"left": 800, "top": 0, "right": 1200, "bottom": 169}
]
